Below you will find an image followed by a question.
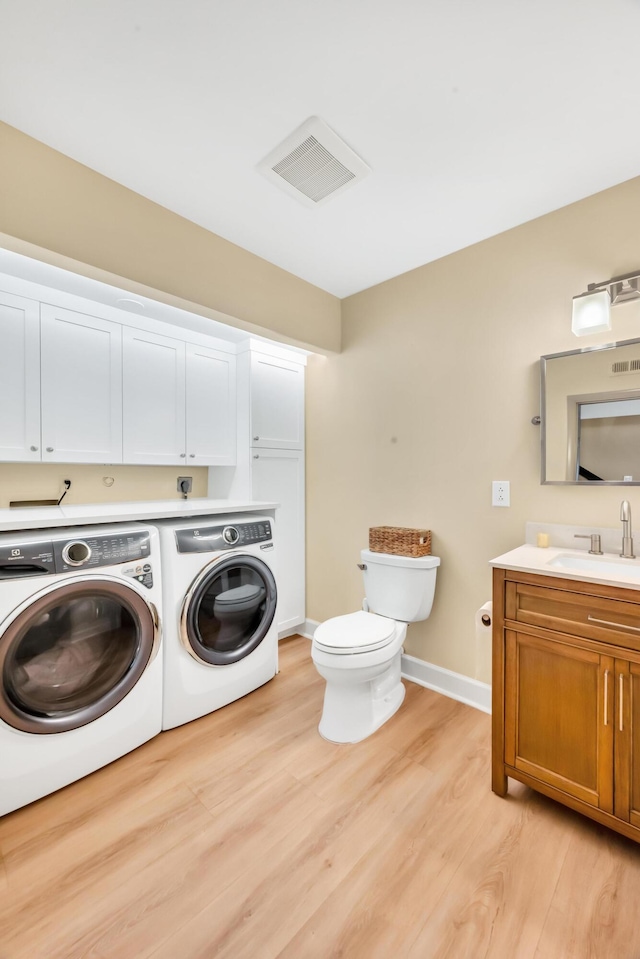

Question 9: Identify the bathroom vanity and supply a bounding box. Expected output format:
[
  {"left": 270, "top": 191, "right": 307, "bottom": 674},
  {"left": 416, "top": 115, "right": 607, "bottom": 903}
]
[{"left": 491, "top": 544, "right": 640, "bottom": 844}]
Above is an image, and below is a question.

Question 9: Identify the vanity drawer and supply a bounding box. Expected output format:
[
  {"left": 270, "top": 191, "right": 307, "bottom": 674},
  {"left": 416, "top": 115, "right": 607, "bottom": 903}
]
[{"left": 508, "top": 581, "right": 640, "bottom": 651}]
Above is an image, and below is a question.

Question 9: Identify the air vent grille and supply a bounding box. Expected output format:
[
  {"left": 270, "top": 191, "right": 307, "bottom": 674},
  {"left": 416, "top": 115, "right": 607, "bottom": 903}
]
[
  {"left": 272, "top": 136, "right": 356, "bottom": 203},
  {"left": 257, "top": 117, "right": 371, "bottom": 207},
  {"left": 611, "top": 359, "right": 640, "bottom": 374}
]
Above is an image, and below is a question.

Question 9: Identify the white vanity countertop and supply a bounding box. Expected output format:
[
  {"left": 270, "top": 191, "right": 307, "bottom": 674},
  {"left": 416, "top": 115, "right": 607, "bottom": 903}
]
[
  {"left": 490, "top": 544, "right": 640, "bottom": 592},
  {"left": 0, "top": 498, "right": 279, "bottom": 532}
]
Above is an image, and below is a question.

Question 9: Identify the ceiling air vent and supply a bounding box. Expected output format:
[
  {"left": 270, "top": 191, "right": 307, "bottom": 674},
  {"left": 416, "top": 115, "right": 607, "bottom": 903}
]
[{"left": 257, "top": 116, "right": 371, "bottom": 207}]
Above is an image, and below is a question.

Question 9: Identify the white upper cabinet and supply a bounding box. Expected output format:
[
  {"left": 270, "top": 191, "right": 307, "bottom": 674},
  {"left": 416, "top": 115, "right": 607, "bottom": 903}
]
[
  {"left": 250, "top": 352, "right": 305, "bottom": 449},
  {"left": 0, "top": 278, "right": 238, "bottom": 467},
  {"left": 0, "top": 291, "right": 40, "bottom": 462},
  {"left": 40, "top": 305, "right": 123, "bottom": 464},
  {"left": 122, "top": 328, "right": 186, "bottom": 465},
  {"left": 185, "top": 343, "right": 236, "bottom": 466}
]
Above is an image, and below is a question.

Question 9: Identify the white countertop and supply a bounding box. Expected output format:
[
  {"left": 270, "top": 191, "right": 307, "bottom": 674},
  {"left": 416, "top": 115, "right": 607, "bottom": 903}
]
[
  {"left": 490, "top": 544, "right": 640, "bottom": 592},
  {"left": 0, "top": 498, "right": 279, "bottom": 532}
]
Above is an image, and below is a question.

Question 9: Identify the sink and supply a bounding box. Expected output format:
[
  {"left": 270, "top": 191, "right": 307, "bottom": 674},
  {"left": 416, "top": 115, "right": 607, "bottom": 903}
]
[{"left": 547, "top": 552, "right": 640, "bottom": 582}]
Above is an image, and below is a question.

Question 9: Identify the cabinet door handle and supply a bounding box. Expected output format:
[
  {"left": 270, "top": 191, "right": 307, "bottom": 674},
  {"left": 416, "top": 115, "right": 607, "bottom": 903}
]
[
  {"left": 46, "top": 447, "right": 54, "bottom": 452},
  {"left": 189, "top": 453, "right": 195, "bottom": 458},
  {"left": 587, "top": 614, "right": 640, "bottom": 633},
  {"left": 620, "top": 674, "right": 625, "bottom": 732},
  {"left": 180, "top": 452, "right": 186, "bottom": 458},
  {"left": 253, "top": 436, "right": 260, "bottom": 441},
  {"left": 253, "top": 454, "right": 259, "bottom": 459},
  {"left": 30, "top": 445, "right": 38, "bottom": 452},
  {"left": 604, "top": 669, "right": 610, "bottom": 726}
]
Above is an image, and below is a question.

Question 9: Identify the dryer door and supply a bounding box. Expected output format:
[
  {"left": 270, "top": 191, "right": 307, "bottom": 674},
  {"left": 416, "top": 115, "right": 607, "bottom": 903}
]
[
  {"left": 0, "top": 579, "right": 159, "bottom": 734},
  {"left": 181, "top": 554, "right": 277, "bottom": 665}
]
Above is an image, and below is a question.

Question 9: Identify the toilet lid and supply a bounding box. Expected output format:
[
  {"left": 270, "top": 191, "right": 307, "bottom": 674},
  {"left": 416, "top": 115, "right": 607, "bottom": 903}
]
[
  {"left": 214, "top": 584, "right": 264, "bottom": 608},
  {"left": 314, "top": 610, "right": 397, "bottom": 653}
]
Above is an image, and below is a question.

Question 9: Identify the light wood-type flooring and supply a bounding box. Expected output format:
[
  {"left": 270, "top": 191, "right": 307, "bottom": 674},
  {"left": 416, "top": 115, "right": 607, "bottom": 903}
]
[{"left": 2, "top": 635, "right": 640, "bottom": 958}]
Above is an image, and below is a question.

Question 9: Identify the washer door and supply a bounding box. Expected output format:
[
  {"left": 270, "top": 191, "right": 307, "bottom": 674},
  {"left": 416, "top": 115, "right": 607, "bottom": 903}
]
[
  {"left": 181, "top": 554, "right": 277, "bottom": 665},
  {"left": 0, "top": 579, "right": 159, "bottom": 734}
]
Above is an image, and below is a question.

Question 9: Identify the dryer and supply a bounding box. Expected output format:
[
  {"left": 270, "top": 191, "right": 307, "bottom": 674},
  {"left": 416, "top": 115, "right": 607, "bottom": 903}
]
[
  {"left": 157, "top": 514, "right": 277, "bottom": 729},
  {"left": 0, "top": 523, "right": 162, "bottom": 816}
]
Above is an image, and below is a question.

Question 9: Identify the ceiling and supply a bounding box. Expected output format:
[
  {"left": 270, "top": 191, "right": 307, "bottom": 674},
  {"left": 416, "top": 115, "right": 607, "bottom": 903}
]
[{"left": 2, "top": 0, "right": 640, "bottom": 299}]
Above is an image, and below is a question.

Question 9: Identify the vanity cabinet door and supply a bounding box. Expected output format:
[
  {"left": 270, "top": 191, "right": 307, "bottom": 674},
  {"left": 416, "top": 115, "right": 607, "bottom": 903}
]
[
  {"left": 504, "top": 629, "right": 614, "bottom": 813},
  {"left": 614, "top": 660, "right": 640, "bottom": 826}
]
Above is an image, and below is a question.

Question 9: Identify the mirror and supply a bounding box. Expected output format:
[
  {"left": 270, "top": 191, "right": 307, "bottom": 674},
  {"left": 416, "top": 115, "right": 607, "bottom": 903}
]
[{"left": 542, "top": 337, "right": 640, "bottom": 484}]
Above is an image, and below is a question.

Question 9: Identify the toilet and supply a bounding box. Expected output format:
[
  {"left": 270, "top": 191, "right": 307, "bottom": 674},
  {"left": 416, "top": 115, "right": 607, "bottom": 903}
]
[{"left": 311, "top": 549, "right": 440, "bottom": 744}]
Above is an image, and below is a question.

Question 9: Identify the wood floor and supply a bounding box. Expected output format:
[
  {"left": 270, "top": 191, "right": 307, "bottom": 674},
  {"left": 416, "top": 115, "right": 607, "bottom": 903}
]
[{"left": 2, "top": 636, "right": 640, "bottom": 958}]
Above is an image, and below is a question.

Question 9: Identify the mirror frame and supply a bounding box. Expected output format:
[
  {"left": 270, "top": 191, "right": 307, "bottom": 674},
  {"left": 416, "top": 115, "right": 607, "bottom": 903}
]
[{"left": 541, "top": 335, "right": 640, "bottom": 485}]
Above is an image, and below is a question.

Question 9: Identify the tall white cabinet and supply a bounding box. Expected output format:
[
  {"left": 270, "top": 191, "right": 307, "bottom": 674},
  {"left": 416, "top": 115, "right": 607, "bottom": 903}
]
[{"left": 210, "top": 342, "right": 307, "bottom": 635}]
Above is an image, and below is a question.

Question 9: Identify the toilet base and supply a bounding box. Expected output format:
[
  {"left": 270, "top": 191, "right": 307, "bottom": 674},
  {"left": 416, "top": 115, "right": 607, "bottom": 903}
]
[{"left": 316, "top": 649, "right": 405, "bottom": 744}]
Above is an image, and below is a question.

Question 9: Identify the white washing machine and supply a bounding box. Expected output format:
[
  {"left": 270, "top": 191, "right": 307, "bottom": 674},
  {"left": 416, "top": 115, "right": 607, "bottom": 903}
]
[
  {"left": 0, "top": 523, "right": 163, "bottom": 816},
  {"left": 157, "top": 514, "right": 278, "bottom": 730}
]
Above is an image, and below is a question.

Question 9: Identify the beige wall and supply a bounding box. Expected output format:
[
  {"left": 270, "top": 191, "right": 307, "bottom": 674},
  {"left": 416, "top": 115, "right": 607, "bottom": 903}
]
[
  {"left": 0, "top": 121, "right": 341, "bottom": 353},
  {"left": 0, "top": 464, "right": 208, "bottom": 510},
  {"left": 306, "top": 175, "right": 640, "bottom": 683}
]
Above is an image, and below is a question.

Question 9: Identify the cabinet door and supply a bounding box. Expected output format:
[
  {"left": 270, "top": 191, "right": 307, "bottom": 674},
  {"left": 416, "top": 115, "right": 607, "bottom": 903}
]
[
  {"left": 122, "top": 328, "right": 186, "bottom": 465},
  {"left": 505, "top": 629, "right": 614, "bottom": 812},
  {"left": 251, "top": 448, "right": 305, "bottom": 632},
  {"left": 0, "top": 291, "right": 40, "bottom": 462},
  {"left": 40, "top": 305, "right": 122, "bottom": 463},
  {"left": 614, "top": 660, "right": 640, "bottom": 826},
  {"left": 250, "top": 353, "right": 304, "bottom": 449},
  {"left": 185, "top": 344, "right": 236, "bottom": 466}
]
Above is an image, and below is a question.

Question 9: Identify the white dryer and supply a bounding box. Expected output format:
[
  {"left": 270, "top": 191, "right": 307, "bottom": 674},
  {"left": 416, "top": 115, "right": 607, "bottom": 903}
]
[
  {"left": 157, "top": 514, "right": 278, "bottom": 730},
  {"left": 0, "top": 523, "right": 162, "bottom": 816}
]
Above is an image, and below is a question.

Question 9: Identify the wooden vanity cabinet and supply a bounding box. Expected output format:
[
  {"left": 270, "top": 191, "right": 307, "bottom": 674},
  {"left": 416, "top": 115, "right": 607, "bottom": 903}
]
[{"left": 493, "top": 567, "right": 640, "bottom": 842}]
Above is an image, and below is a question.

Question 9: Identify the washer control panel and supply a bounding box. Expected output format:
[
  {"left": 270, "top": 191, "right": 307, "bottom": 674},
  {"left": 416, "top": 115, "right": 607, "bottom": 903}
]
[
  {"left": 0, "top": 531, "right": 152, "bottom": 578},
  {"left": 176, "top": 520, "right": 273, "bottom": 553},
  {"left": 55, "top": 531, "right": 151, "bottom": 572}
]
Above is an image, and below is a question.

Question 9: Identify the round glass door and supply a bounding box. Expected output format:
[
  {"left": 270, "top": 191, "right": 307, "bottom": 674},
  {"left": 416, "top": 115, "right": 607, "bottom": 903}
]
[
  {"left": 0, "top": 580, "right": 157, "bottom": 734},
  {"left": 182, "top": 555, "right": 277, "bottom": 665}
]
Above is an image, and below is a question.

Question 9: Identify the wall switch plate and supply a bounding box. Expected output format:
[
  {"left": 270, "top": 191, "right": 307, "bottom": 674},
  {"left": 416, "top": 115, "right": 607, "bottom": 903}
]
[{"left": 492, "top": 480, "right": 510, "bottom": 507}]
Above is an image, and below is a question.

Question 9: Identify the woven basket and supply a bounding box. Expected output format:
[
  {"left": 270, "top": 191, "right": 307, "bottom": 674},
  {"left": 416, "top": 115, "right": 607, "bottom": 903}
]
[{"left": 369, "top": 526, "right": 432, "bottom": 557}]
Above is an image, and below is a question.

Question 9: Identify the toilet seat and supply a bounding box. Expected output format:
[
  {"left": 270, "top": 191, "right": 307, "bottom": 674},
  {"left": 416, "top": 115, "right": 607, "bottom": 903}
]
[{"left": 313, "top": 610, "right": 397, "bottom": 654}]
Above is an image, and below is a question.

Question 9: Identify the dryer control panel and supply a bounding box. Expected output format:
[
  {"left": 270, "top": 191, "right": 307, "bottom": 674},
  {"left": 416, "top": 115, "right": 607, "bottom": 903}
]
[{"left": 176, "top": 520, "right": 273, "bottom": 553}]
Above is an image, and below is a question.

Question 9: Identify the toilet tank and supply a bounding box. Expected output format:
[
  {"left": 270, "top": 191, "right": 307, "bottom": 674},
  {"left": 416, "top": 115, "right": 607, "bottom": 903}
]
[{"left": 360, "top": 549, "right": 440, "bottom": 622}]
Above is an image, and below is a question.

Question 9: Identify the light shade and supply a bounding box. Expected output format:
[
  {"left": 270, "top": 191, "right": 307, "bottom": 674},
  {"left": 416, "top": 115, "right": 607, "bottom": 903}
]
[{"left": 571, "top": 289, "right": 611, "bottom": 337}]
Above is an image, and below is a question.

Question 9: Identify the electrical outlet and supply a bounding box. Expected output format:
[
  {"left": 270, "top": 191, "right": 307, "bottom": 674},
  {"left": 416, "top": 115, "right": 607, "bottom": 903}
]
[
  {"left": 492, "top": 480, "right": 510, "bottom": 507},
  {"left": 177, "top": 476, "right": 193, "bottom": 495}
]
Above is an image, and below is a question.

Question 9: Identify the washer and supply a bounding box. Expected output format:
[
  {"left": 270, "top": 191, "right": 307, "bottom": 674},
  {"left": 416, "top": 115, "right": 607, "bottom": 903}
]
[
  {"left": 157, "top": 514, "right": 278, "bottom": 730},
  {"left": 0, "top": 523, "right": 162, "bottom": 816}
]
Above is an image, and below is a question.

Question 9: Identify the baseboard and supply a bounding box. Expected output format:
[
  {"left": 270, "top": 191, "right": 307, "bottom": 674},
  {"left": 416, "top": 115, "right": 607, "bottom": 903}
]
[
  {"left": 279, "top": 619, "right": 317, "bottom": 641},
  {"left": 401, "top": 653, "right": 491, "bottom": 714},
  {"left": 297, "top": 620, "right": 491, "bottom": 714}
]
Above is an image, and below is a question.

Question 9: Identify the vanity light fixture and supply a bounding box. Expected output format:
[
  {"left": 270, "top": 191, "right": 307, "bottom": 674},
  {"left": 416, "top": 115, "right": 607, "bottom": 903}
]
[{"left": 572, "top": 269, "right": 640, "bottom": 336}]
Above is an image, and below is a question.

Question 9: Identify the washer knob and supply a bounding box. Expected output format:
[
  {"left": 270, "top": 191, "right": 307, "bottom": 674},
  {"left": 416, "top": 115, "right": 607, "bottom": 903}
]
[
  {"left": 62, "top": 540, "right": 92, "bottom": 567},
  {"left": 222, "top": 526, "right": 240, "bottom": 545}
]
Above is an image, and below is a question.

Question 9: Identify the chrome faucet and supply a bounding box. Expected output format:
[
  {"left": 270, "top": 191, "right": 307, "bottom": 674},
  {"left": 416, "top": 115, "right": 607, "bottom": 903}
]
[{"left": 620, "top": 500, "right": 636, "bottom": 559}]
